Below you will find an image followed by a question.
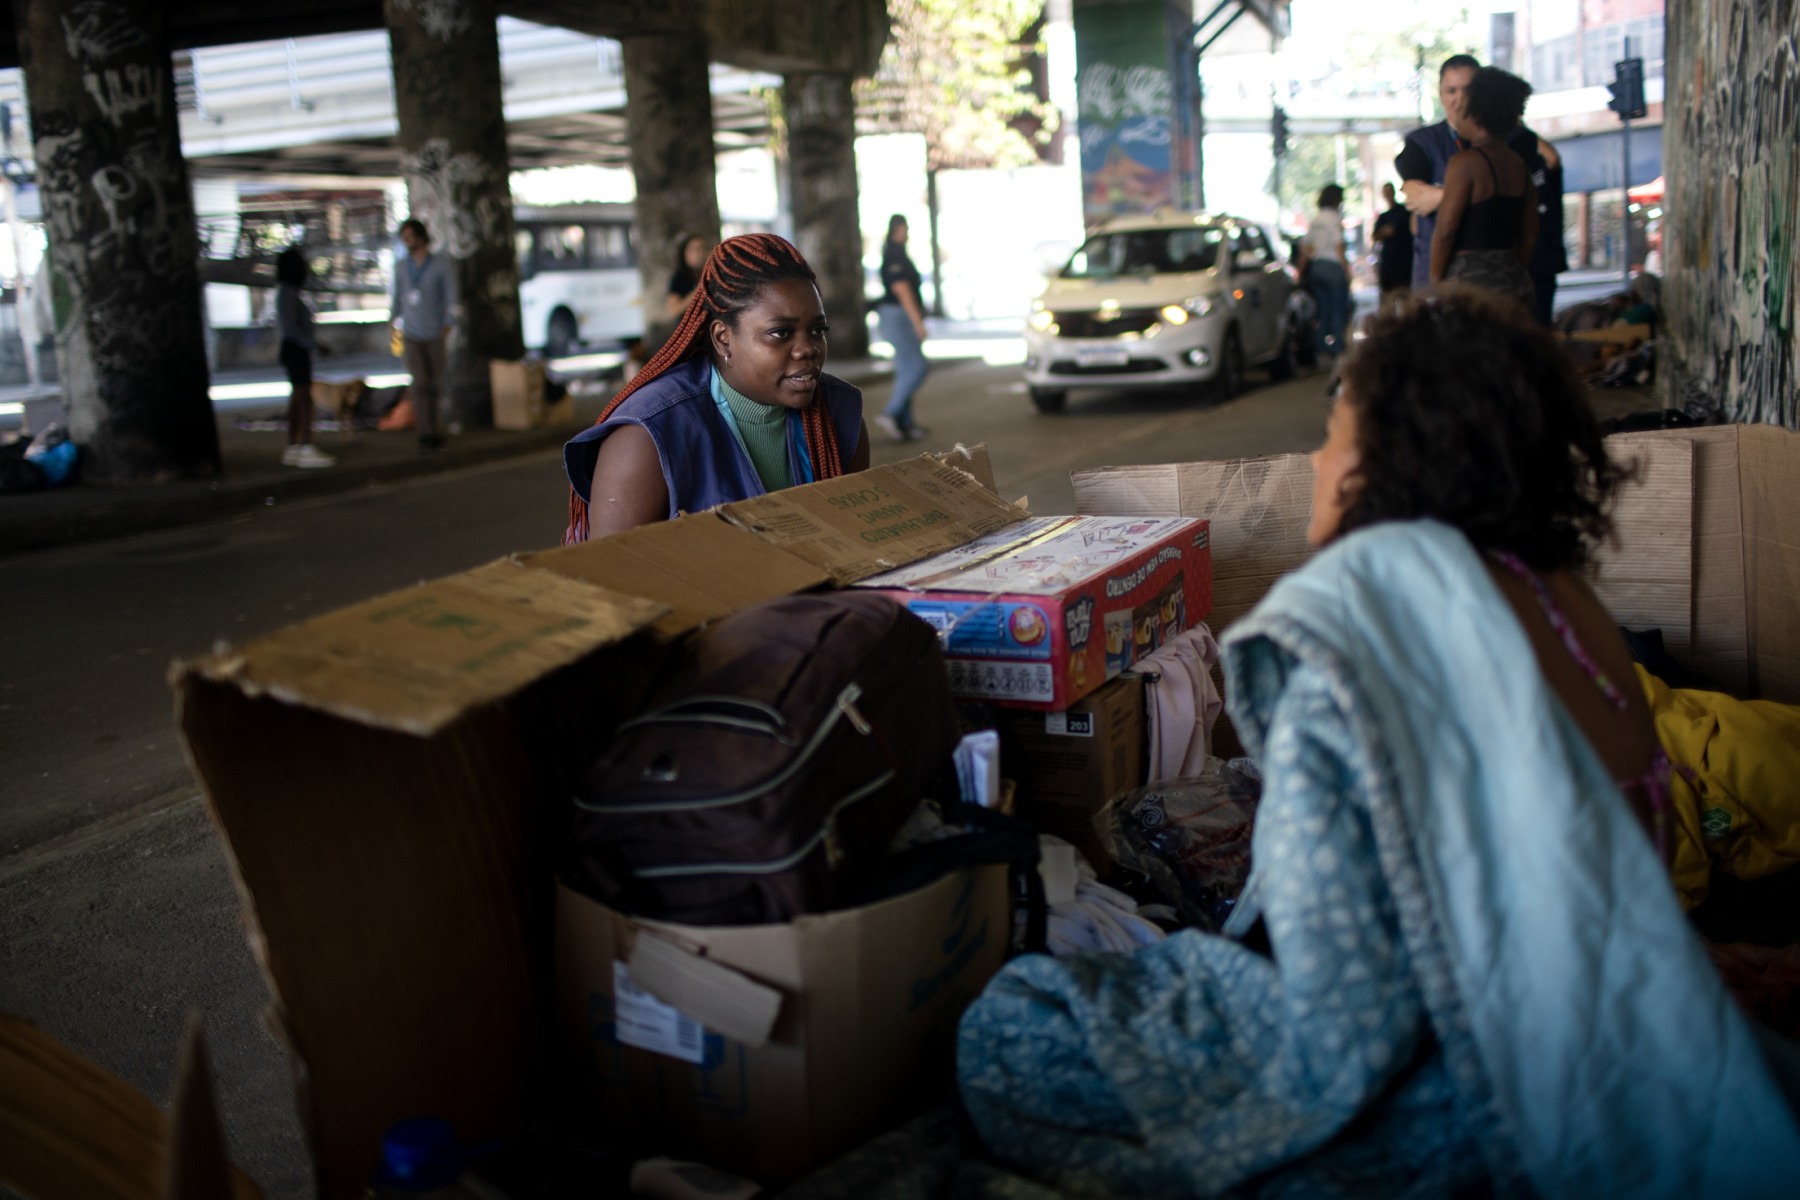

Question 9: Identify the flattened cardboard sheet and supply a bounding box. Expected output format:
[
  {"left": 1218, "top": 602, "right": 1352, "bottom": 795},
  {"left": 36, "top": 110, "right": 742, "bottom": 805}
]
[
  {"left": 520, "top": 514, "right": 828, "bottom": 638},
  {"left": 926, "top": 443, "right": 999, "bottom": 494},
  {"left": 1740, "top": 424, "right": 1800, "bottom": 702},
  {"left": 720, "top": 455, "right": 1028, "bottom": 585},
  {"left": 1593, "top": 438, "right": 1695, "bottom": 658},
  {"left": 1612, "top": 427, "right": 1749, "bottom": 693},
  {"left": 180, "top": 560, "right": 666, "bottom": 736},
  {"left": 1073, "top": 453, "right": 1312, "bottom": 631}
]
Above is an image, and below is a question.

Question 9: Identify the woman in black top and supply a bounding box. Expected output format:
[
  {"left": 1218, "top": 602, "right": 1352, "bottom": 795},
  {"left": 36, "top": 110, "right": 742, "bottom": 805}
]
[
  {"left": 664, "top": 233, "right": 711, "bottom": 320},
  {"left": 1430, "top": 67, "right": 1538, "bottom": 311},
  {"left": 275, "top": 246, "right": 335, "bottom": 468},
  {"left": 873, "top": 214, "right": 929, "bottom": 441}
]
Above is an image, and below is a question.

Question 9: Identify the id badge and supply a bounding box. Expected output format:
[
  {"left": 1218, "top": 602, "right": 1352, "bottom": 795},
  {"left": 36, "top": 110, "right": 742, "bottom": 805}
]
[{"left": 407, "top": 288, "right": 422, "bottom": 306}]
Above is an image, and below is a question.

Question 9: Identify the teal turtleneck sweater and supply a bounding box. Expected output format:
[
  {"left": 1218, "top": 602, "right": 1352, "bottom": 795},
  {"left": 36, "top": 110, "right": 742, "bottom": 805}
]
[{"left": 713, "top": 367, "right": 793, "bottom": 490}]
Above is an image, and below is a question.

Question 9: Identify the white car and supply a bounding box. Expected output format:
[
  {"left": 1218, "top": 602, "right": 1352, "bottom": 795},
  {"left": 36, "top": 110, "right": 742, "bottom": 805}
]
[{"left": 1023, "top": 212, "right": 1299, "bottom": 413}]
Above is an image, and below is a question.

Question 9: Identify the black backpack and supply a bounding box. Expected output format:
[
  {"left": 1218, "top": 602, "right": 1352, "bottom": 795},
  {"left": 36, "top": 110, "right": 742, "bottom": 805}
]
[{"left": 570, "top": 592, "right": 965, "bottom": 925}]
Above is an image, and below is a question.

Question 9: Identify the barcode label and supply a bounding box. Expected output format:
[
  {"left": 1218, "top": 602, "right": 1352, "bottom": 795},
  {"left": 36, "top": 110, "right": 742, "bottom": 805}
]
[
  {"left": 613, "top": 961, "right": 707, "bottom": 1065},
  {"left": 946, "top": 658, "right": 1055, "bottom": 702}
]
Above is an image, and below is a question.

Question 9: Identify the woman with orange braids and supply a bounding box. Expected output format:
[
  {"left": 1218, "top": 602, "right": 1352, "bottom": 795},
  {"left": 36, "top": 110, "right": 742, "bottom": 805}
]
[{"left": 563, "top": 233, "right": 869, "bottom": 542}]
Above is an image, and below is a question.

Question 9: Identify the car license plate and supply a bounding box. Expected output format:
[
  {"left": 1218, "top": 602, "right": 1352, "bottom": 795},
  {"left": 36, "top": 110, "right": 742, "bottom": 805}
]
[{"left": 1076, "top": 346, "right": 1130, "bottom": 368}]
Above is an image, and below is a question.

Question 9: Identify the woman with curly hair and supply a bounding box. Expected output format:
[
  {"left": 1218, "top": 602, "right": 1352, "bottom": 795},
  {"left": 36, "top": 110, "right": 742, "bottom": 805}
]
[
  {"left": 563, "top": 233, "right": 869, "bottom": 542},
  {"left": 1430, "top": 66, "right": 1538, "bottom": 310},
  {"left": 954, "top": 288, "right": 1800, "bottom": 1198}
]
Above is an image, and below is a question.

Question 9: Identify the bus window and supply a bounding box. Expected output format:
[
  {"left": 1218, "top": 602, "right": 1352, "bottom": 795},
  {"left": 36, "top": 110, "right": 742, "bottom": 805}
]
[
  {"left": 512, "top": 204, "right": 645, "bottom": 352},
  {"left": 541, "top": 224, "right": 586, "bottom": 270},
  {"left": 589, "top": 223, "right": 632, "bottom": 268}
]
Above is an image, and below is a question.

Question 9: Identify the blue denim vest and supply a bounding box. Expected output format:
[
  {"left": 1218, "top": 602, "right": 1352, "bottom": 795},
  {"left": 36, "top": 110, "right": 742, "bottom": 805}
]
[{"left": 564, "top": 356, "right": 864, "bottom": 519}]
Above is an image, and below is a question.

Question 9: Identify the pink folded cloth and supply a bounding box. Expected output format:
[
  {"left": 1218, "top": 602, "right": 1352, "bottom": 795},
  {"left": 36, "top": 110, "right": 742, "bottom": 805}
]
[{"left": 1135, "top": 623, "right": 1223, "bottom": 783}]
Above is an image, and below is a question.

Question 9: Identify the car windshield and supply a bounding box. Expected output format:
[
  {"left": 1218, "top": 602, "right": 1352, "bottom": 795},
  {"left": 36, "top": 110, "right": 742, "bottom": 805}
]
[{"left": 1061, "top": 226, "right": 1225, "bottom": 279}]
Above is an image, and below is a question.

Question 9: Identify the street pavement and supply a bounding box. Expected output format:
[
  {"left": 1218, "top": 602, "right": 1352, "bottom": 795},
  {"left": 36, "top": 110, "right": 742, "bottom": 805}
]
[{"left": 0, "top": 319, "right": 1655, "bottom": 1196}]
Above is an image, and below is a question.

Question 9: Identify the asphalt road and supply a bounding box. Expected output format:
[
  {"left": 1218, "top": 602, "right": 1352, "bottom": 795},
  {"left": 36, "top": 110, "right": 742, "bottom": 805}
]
[{"left": 0, "top": 354, "right": 1336, "bottom": 1196}]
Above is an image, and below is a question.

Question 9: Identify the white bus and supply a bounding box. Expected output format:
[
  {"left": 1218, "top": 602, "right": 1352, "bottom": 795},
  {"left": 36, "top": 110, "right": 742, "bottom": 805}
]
[{"left": 514, "top": 203, "right": 644, "bottom": 356}]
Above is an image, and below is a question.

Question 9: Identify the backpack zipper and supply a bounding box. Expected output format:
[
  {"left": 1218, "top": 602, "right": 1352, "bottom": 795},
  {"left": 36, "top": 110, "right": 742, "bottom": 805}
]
[
  {"left": 615, "top": 695, "right": 792, "bottom": 741},
  {"left": 628, "top": 768, "right": 898, "bottom": 879},
  {"left": 576, "top": 682, "right": 871, "bottom": 814}
]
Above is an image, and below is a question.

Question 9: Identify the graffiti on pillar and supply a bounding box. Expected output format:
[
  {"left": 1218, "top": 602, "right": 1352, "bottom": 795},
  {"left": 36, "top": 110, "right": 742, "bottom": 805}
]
[
  {"left": 59, "top": 2, "right": 150, "bottom": 61},
  {"left": 401, "top": 137, "right": 506, "bottom": 260},
  {"left": 80, "top": 62, "right": 168, "bottom": 127},
  {"left": 35, "top": 6, "right": 202, "bottom": 384},
  {"left": 484, "top": 268, "right": 519, "bottom": 330},
  {"left": 1073, "top": 1, "right": 1176, "bottom": 222},
  {"left": 1664, "top": 1, "right": 1799, "bottom": 429},
  {"left": 390, "top": 0, "right": 476, "bottom": 43}
]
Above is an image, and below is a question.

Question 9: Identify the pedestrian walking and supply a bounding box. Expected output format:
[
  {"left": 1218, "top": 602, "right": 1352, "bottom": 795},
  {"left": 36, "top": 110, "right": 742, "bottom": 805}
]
[
  {"left": 391, "top": 218, "right": 455, "bottom": 451},
  {"left": 873, "top": 214, "right": 929, "bottom": 442},
  {"left": 1297, "top": 185, "right": 1351, "bottom": 360},
  {"left": 275, "top": 246, "right": 335, "bottom": 468},
  {"left": 562, "top": 233, "right": 869, "bottom": 542}
]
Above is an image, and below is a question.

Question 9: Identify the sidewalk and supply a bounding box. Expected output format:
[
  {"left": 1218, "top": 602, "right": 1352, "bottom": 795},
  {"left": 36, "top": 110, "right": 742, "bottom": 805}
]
[{"left": 0, "top": 350, "right": 922, "bottom": 558}]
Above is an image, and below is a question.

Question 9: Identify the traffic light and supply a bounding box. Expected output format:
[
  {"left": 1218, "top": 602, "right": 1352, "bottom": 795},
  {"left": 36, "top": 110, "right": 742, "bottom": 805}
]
[
  {"left": 1272, "top": 106, "right": 1289, "bottom": 158},
  {"left": 1607, "top": 57, "right": 1647, "bottom": 120}
]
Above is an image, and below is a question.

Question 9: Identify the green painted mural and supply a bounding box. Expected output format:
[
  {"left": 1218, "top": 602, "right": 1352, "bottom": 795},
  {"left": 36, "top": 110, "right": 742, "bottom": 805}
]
[{"left": 1664, "top": 0, "right": 1800, "bottom": 428}]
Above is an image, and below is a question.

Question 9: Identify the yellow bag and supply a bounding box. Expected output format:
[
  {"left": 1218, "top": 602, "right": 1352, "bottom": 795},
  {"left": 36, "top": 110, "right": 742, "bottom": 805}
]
[
  {"left": 1638, "top": 665, "right": 1800, "bottom": 908},
  {"left": 390, "top": 325, "right": 404, "bottom": 357}
]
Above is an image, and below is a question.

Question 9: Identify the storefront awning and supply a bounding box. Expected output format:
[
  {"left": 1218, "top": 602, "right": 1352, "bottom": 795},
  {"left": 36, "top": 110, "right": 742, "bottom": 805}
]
[{"left": 1558, "top": 127, "right": 1664, "bottom": 194}]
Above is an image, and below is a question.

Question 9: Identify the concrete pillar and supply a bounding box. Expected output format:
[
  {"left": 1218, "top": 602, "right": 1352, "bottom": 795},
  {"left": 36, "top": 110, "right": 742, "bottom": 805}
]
[
  {"left": 622, "top": 34, "right": 721, "bottom": 350},
  {"left": 384, "top": 0, "right": 523, "bottom": 429},
  {"left": 17, "top": 0, "right": 217, "bottom": 482},
  {"left": 784, "top": 73, "right": 868, "bottom": 359}
]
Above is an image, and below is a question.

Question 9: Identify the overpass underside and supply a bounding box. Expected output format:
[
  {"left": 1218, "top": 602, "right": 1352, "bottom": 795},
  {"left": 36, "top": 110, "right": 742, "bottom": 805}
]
[{"left": 9, "top": 0, "right": 886, "bottom": 482}]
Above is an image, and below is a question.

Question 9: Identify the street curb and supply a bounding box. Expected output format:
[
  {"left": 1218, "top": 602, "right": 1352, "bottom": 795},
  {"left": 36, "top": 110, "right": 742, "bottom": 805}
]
[{"left": 0, "top": 424, "right": 577, "bottom": 559}]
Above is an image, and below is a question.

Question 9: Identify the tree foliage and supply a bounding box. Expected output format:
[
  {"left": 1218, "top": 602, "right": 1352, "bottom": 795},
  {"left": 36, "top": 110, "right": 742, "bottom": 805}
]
[
  {"left": 1268, "top": 136, "right": 1359, "bottom": 218},
  {"left": 857, "top": 0, "right": 1057, "bottom": 171}
]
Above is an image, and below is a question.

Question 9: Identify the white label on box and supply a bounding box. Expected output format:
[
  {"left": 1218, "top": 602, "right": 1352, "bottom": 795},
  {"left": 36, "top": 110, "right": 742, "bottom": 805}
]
[
  {"left": 1044, "top": 711, "right": 1094, "bottom": 737},
  {"left": 613, "top": 960, "right": 707, "bottom": 1065},
  {"left": 947, "top": 658, "right": 1056, "bottom": 702}
]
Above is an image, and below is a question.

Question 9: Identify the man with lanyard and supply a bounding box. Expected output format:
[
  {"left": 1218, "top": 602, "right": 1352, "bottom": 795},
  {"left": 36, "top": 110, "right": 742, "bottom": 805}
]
[
  {"left": 391, "top": 218, "right": 455, "bottom": 450},
  {"left": 1397, "top": 54, "right": 1563, "bottom": 323}
]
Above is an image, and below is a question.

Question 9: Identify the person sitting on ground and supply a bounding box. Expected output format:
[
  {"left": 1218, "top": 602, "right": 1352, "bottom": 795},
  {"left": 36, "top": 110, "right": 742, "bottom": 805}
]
[
  {"left": 1430, "top": 66, "right": 1538, "bottom": 311},
  {"left": 563, "top": 233, "right": 869, "bottom": 542},
  {"left": 953, "top": 286, "right": 1800, "bottom": 1198}
]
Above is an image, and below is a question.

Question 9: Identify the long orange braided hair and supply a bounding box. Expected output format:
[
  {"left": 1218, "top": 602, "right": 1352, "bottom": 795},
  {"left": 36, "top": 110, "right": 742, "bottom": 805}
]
[{"left": 563, "top": 232, "right": 848, "bottom": 543}]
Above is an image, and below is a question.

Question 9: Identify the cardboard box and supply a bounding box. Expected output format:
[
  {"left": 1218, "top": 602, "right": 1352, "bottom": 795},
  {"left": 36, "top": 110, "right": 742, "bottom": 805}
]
[
  {"left": 1072, "top": 425, "right": 1800, "bottom": 705},
  {"left": 555, "top": 867, "right": 1008, "bottom": 1182},
  {"left": 490, "top": 358, "right": 550, "bottom": 430},
  {"left": 992, "top": 672, "right": 1146, "bottom": 867},
  {"left": 0, "top": 1015, "right": 262, "bottom": 1200},
  {"left": 157, "top": 426, "right": 1800, "bottom": 1194},
  {"left": 170, "top": 453, "right": 1025, "bottom": 1196},
  {"left": 854, "top": 516, "right": 1213, "bottom": 710},
  {"left": 310, "top": 377, "right": 366, "bottom": 427},
  {"left": 1567, "top": 322, "right": 1654, "bottom": 346}
]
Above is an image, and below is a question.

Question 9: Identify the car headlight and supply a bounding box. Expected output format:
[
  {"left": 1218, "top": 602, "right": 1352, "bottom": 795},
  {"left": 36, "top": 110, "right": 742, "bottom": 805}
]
[
  {"left": 1159, "top": 304, "right": 1189, "bottom": 326},
  {"left": 1182, "top": 295, "right": 1218, "bottom": 317},
  {"left": 1028, "top": 309, "right": 1055, "bottom": 332}
]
